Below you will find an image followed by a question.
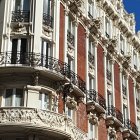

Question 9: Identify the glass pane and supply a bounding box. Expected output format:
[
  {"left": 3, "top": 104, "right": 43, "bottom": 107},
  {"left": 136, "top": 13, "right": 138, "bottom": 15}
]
[
  {"left": 23, "top": 0, "right": 30, "bottom": 11},
  {"left": 89, "top": 123, "right": 93, "bottom": 138},
  {"left": 5, "top": 89, "right": 13, "bottom": 106},
  {"left": 15, "top": 89, "right": 23, "bottom": 107},
  {"left": 15, "top": 0, "right": 21, "bottom": 11},
  {"left": 44, "top": 93, "right": 50, "bottom": 110},
  {"left": 68, "top": 108, "right": 72, "bottom": 117}
]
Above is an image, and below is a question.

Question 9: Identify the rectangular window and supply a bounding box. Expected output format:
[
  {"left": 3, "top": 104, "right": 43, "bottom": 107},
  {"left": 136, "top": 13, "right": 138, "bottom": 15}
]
[
  {"left": 88, "top": 1, "right": 94, "bottom": 19},
  {"left": 5, "top": 88, "right": 23, "bottom": 107},
  {"left": 105, "top": 18, "right": 110, "bottom": 38},
  {"left": 14, "top": 0, "right": 30, "bottom": 11},
  {"left": 133, "top": 52, "right": 137, "bottom": 69},
  {"left": 43, "top": 0, "right": 52, "bottom": 15},
  {"left": 122, "top": 75, "right": 127, "bottom": 96},
  {"left": 88, "top": 41, "right": 95, "bottom": 66},
  {"left": 68, "top": 16, "right": 75, "bottom": 35},
  {"left": 123, "top": 104, "right": 128, "bottom": 120},
  {"left": 89, "top": 77, "right": 95, "bottom": 90},
  {"left": 5, "top": 89, "right": 13, "bottom": 106},
  {"left": 120, "top": 36, "right": 125, "bottom": 54},
  {"left": 88, "top": 122, "right": 97, "bottom": 139}
]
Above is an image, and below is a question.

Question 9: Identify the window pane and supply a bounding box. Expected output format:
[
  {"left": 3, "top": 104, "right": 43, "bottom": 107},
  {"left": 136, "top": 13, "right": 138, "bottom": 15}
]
[
  {"left": 44, "top": 93, "right": 50, "bottom": 110},
  {"left": 5, "top": 89, "right": 13, "bottom": 106},
  {"left": 23, "top": 0, "right": 30, "bottom": 11},
  {"left": 15, "top": 0, "right": 21, "bottom": 11},
  {"left": 15, "top": 89, "right": 23, "bottom": 107}
]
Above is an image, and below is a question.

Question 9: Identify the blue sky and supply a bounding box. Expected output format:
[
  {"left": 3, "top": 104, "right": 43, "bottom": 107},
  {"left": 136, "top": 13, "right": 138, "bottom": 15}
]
[{"left": 123, "top": 0, "right": 140, "bottom": 32}]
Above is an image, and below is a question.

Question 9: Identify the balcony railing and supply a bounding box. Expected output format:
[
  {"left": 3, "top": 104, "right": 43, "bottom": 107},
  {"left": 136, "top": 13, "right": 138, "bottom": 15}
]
[
  {"left": 43, "top": 13, "right": 53, "bottom": 28},
  {"left": 88, "top": 12, "right": 93, "bottom": 19},
  {"left": 122, "top": 84, "right": 127, "bottom": 96},
  {"left": 107, "top": 105, "right": 123, "bottom": 124},
  {"left": 86, "top": 89, "right": 106, "bottom": 110},
  {"left": 0, "top": 52, "right": 86, "bottom": 92},
  {"left": 136, "top": 98, "right": 140, "bottom": 108},
  {"left": 88, "top": 51, "right": 94, "bottom": 66},
  {"left": 67, "top": 30, "right": 75, "bottom": 46},
  {"left": 0, "top": 107, "right": 86, "bottom": 140},
  {"left": 11, "top": 10, "right": 30, "bottom": 22},
  {"left": 124, "top": 119, "right": 138, "bottom": 136},
  {"left": 106, "top": 69, "right": 112, "bottom": 81}
]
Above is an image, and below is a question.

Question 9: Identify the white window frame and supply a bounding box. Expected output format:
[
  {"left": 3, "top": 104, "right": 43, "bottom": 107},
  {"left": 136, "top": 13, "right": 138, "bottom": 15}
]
[
  {"left": 3, "top": 88, "right": 24, "bottom": 107},
  {"left": 89, "top": 76, "right": 95, "bottom": 90},
  {"left": 88, "top": 1, "right": 94, "bottom": 18},
  {"left": 68, "top": 16, "right": 75, "bottom": 35},
  {"left": 88, "top": 121, "right": 97, "bottom": 139},
  {"left": 105, "top": 17, "right": 110, "bottom": 38},
  {"left": 120, "top": 35, "right": 125, "bottom": 54}
]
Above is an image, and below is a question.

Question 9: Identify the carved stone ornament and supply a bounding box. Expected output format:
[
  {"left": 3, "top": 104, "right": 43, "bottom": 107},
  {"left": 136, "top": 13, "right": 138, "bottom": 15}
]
[
  {"left": 0, "top": 108, "right": 87, "bottom": 140},
  {"left": 108, "top": 127, "right": 116, "bottom": 139},
  {"left": 66, "top": 96, "right": 77, "bottom": 109},
  {"left": 88, "top": 112, "right": 98, "bottom": 125}
]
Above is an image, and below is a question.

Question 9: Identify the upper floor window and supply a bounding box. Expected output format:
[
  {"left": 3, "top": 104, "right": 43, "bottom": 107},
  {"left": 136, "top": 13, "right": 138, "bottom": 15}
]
[
  {"left": 13, "top": 0, "right": 30, "bottom": 11},
  {"left": 43, "top": 0, "right": 53, "bottom": 27},
  {"left": 133, "top": 51, "right": 137, "bottom": 69},
  {"left": 120, "top": 36, "right": 125, "bottom": 55},
  {"left": 88, "top": 41, "right": 95, "bottom": 66},
  {"left": 106, "top": 59, "right": 112, "bottom": 81},
  {"left": 123, "top": 104, "right": 128, "bottom": 120},
  {"left": 5, "top": 88, "right": 24, "bottom": 107},
  {"left": 107, "top": 90, "right": 113, "bottom": 107},
  {"left": 66, "top": 107, "right": 76, "bottom": 123},
  {"left": 105, "top": 18, "right": 110, "bottom": 38},
  {"left": 67, "top": 16, "right": 75, "bottom": 46},
  {"left": 88, "top": 0, "right": 94, "bottom": 19},
  {"left": 88, "top": 121, "right": 97, "bottom": 139},
  {"left": 136, "top": 89, "right": 140, "bottom": 108},
  {"left": 122, "top": 75, "right": 127, "bottom": 96},
  {"left": 89, "top": 76, "right": 95, "bottom": 90}
]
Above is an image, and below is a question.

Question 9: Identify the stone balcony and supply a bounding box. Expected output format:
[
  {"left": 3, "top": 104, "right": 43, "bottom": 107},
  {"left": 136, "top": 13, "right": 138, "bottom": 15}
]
[{"left": 0, "top": 107, "right": 86, "bottom": 140}]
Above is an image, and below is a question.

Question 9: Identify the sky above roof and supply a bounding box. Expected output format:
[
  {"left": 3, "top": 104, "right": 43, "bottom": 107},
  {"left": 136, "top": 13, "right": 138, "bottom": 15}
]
[{"left": 123, "top": 0, "right": 140, "bottom": 32}]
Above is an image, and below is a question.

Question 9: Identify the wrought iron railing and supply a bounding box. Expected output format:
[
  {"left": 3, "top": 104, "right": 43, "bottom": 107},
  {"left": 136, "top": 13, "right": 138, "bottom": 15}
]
[
  {"left": 88, "top": 51, "right": 94, "bottom": 66},
  {"left": 88, "top": 12, "right": 93, "bottom": 19},
  {"left": 43, "top": 13, "right": 53, "bottom": 28},
  {"left": 136, "top": 98, "right": 140, "bottom": 108},
  {"left": 106, "top": 69, "right": 112, "bottom": 81},
  {"left": 11, "top": 10, "right": 30, "bottom": 22},
  {"left": 0, "top": 52, "right": 86, "bottom": 92},
  {"left": 122, "top": 84, "right": 127, "bottom": 96},
  {"left": 107, "top": 105, "right": 123, "bottom": 124},
  {"left": 67, "top": 30, "right": 75, "bottom": 46},
  {"left": 87, "top": 89, "right": 97, "bottom": 102},
  {"left": 124, "top": 119, "right": 138, "bottom": 136}
]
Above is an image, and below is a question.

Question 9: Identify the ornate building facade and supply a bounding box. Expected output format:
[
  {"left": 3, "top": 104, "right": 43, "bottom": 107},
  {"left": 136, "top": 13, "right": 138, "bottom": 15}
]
[{"left": 0, "top": 0, "right": 140, "bottom": 139}]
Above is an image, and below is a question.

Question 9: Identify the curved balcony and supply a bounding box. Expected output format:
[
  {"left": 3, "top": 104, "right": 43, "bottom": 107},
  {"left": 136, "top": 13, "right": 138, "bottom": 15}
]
[
  {"left": 123, "top": 119, "right": 138, "bottom": 139},
  {"left": 86, "top": 89, "right": 106, "bottom": 114},
  {"left": 106, "top": 105, "right": 123, "bottom": 127},
  {"left": 0, "top": 107, "right": 86, "bottom": 140},
  {"left": 0, "top": 52, "right": 86, "bottom": 93},
  {"left": 11, "top": 10, "right": 30, "bottom": 22}
]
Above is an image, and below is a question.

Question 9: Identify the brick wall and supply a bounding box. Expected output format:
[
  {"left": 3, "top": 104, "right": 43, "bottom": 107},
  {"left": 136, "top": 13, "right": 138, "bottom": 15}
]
[
  {"left": 114, "top": 62, "right": 122, "bottom": 110},
  {"left": 129, "top": 77, "right": 136, "bottom": 123},
  {"left": 59, "top": 4, "right": 65, "bottom": 61},
  {"left": 97, "top": 45, "right": 105, "bottom": 97}
]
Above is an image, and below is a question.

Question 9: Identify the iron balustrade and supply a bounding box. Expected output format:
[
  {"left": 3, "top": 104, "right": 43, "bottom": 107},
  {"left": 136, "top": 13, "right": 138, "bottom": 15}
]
[
  {"left": 43, "top": 13, "right": 53, "bottom": 28},
  {"left": 11, "top": 10, "right": 30, "bottom": 22},
  {"left": 106, "top": 69, "right": 112, "bottom": 81},
  {"left": 105, "top": 32, "right": 110, "bottom": 39},
  {"left": 88, "top": 12, "right": 93, "bottom": 19},
  {"left": 136, "top": 98, "right": 140, "bottom": 108},
  {"left": 107, "top": 105, "right": 123, "bottom": 124},
  {"left": 124, "top": 119, "right": 138, "bottom": 136},
  {"left": 122, "top": 84, "right": 127, "bottom": 96},
  {"left": 87, "top": 89, "right": 97, "bottom": 102},
  {"left": 0, "top": 52, "right": 86, "bottom": 93},
  {"left": 88, "top": 51, "right": 95, "bottom": 66},
  {"left": 67, "top": 30, "right": 75, "bottom": 46}
]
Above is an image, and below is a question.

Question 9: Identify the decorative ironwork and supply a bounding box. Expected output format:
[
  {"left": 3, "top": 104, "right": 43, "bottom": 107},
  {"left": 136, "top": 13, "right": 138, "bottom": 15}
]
[
  {"left": 98, "top": 93, "right": 106, "bottom": 110},
  {"left": 136, "top": 98, "right": 140, "bottom": 108},
  {"left": 106, "top": 32, "right": 110, "bottom": 39},
  {"left": 122, "top": 84, "right": 127, "bottom": 95},
  {"left": 88, "top": 12, "right": 93, "bottom": 19},
  {"left": 11, "top": 10, "right": 30, "bottom": 22},
  {"left": 87, "top": 89, "right": 97, "bottom": 102},
  {"left": 67, "top": 30, "right": 75, "bottom": 46},
  {"left": 107, "top": 105, "right": 123, "bottom": 124},
  {"left": 43, "top": 13, "right": 53, "bottom": 28},
  {"left": 0, "top": 52, "right": 86, "bottom": 93},
  {"left": 88, "top": 51, "right": 95, "bottom": 66},
  {"left": 106, "top": 69, "right": 112, "bottom": 81},
  {"left": 124, "top": 119, "right": 138, "bottom": 136}
]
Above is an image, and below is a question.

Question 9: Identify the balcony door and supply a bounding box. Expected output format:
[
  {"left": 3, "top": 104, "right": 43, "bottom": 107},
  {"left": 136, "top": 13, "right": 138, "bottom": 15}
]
[
  {"left": 13, "top": 0, "right": 30, "bottom": 11},
  {"left": 41, "top": 40, "right": 52, "bottom": 67},
  {"left": 11, "top": 38, "right": 27, "bottom": 64}
]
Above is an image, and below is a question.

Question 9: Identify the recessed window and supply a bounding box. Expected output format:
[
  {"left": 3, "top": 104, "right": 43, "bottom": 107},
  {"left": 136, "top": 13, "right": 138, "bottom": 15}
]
[
  {"left": 120, "top": 36, "right": 125, "bottom": 55},
  {"left": 105, "top": 18, "right": 110, "bottom": 38},
  {"left": 88, "top": 122, "right": 97, "bottom": 139},
  {"left": 5, "top": 88, "right": 24, "bottom": 107},
  {"left": 88, "top": 1, "right": 94, "bottom": 19}
]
